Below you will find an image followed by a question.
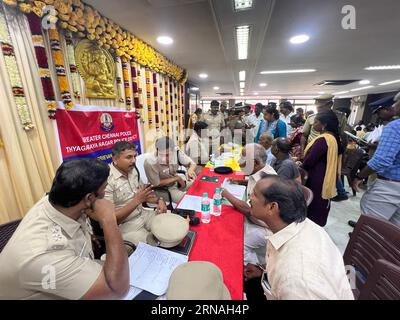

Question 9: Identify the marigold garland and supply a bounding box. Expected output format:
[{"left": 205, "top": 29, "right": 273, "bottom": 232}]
[
  {"left": 0, "top": 7, "right": 34, "bottom": 130},
  {"left": 165, "top": 78, "right": 170, "bottom": 135},
  {"left": 145, "top": 68, "right": 154, "bottom": 129},
  {"left": 152, "top": 72, "right": 160, "bottom": 130},
  {"left": 48, "top": 27, "right": 73, "bottom": 109},
  {"left": 121, "top": 57, "right": 131, "bottom": 110},
  {"left": 114, "top": 56, "right": 124, "bottom": 104},
  {"left": 26, "top": 12, "right": 57, "bottom": 119},
  {"left": 3, "top": 0, "right": 187, "bottom": 83},
  {"left": 130, "top": 61, "right": 140, "bottom": 110},
  {"left": 65, "top": 30, "right": 81, "bottom": 100}
]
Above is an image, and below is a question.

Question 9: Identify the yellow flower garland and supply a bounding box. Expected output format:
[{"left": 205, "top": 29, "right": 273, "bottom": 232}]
[{"left": 4, "top": 0, "right": 187, "bottom": 83}]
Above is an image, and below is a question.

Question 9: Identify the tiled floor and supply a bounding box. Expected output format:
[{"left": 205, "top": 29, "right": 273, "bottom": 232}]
[{"left": 324, "top": 183, "right": 363, "bottom": 255}]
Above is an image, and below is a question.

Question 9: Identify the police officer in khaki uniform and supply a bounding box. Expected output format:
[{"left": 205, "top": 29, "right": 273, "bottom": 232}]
[
  {"left": 0, "top": 159, "right": 129, "bottom": 300},
  {"left": 104, "top": 141, "right": 167, "bottom": 245},
  {"left": 144, "top": 137, "right": 197, "bottom": 204},
  {"left": 202, "top": 100, "right": 225, "bottom": 154}
]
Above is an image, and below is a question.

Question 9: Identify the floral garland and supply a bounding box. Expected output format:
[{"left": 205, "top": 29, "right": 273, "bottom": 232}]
[
  {"left": 2, "top": 0, "right": 187, "bottom": 83},
  {"left": 152, "top": 72, "right": 160, "bottom": 130},
  {"left": 121, "top": 57, "right": 131, "bottom": 110},
  {"left": 0, "top": 7, "right": 34, "bottom": 130},
  {"left": 26, "top": 12, "right": 57, "bottom": 118},
  {"left": 114, "top": 56, "right": 124, "bottom": 104},
  {"left": 145, "top": 68, "right": 154, "bottom": 129},
  {"left": 48, "top": 27, "right": 72, "bottom": 109},
  {"left": 130, "top": 61, "right": 140, "bottom": 110},
  {"left": 64, "top": 30, "right": 81, "bottom": 100},
  {"left": 165, "top": 79, "right": 170, "bottom": 135}
]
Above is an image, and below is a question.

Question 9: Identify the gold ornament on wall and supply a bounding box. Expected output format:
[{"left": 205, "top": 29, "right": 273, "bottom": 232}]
[{"left": 75, "top": 39, "right": 117, "bottom": 99}]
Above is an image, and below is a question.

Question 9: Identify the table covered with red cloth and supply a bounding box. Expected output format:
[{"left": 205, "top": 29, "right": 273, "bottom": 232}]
[{"left": 184, "top": 168, "right": 246, "bottom": 300}]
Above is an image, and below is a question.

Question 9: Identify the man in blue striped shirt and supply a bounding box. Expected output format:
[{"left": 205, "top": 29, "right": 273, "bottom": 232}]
[{"left": 353, "top": 92, "right": 400, "bottom": 226}]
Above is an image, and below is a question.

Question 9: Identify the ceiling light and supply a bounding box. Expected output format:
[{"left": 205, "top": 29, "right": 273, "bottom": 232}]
[
  {"left": 213, "top": 86, "right": 220, "bottom": 90},
  {"left": 260, "top": 69, "right": 316, "bottom": 74},
  {"left": 318, "top": 91, "right": 325, "bottom": 94},
  {"left": 234, "top": 0, "right": 253, "bottom": 11},
  {"left": 350, "top": 86, "right": 374, "bottom": 92},
  {"left": 359, "top": 80, "right": 371, "bottom": 85},
  {"left": 240, "top": 93, "right": 244, "bottom": 96},
  {"left": 290, "top": 34, "right": 310, "bottom": 44},
  {"left": 333, "top": 91, "right": 349, "bottom": 95},
  {"left": 157, "top": 36, "right": 173, "bottom": 45},
  {"left": 240, "top": 82, "right": 245, "bottom": 89},
  {"left": 236, "top": 25, "right": 250, "bottom": 60},
  {"left": 191, "top": 87, "right": 199, "bottom": 91},
  {"left": 379, "top": 79, "right": 400, "bottom": 86},
  {"left": 239, "top": 70, "right": 246, "bottom": 81},
  {"left": 365, "top": 65, "right": 400, "bottom": 70},
  {"left": 199, "top": 73, "right": 208, "bottom": 79},
  {"left": 253, "top": 92, "right": 259, "bottom": 95},
  {"left": 259, "top": 83, "right": 268, "bottom": 87}
]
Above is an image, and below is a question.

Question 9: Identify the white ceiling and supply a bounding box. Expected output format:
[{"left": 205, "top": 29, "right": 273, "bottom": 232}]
[{"left": 84, "top": 0, "right": 400, "bottom": 99}]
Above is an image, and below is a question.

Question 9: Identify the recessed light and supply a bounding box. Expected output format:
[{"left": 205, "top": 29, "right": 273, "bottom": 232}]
[
  {"left": 191, "top": 87, "right": 199, "bottom": 91},
  {"left": 236, "top": 25, "right": 250, "bottom": 60},
  {"left": 318, "top": 91, "right": 325, "bottom": 94},
  {"left": 213, "top": 86, "right": 220, "bottom": 90},
  {"left": 199, "top": 73, "right": 208, "bottom": 79},
  {"left": 157, "top": 36, "right": 173, "bottom": 45},
  {"left": 359, "top": 80, "right": 371, "bottom": 85},
  {"left": 379, "top": 79, "right": 400, "bottom": 86},
  {"left": 253, "top": 92, "right": 259, "bottom": 95},
  {"left": 239, "top": 70, "right": 246, "bottom": 81},
  {"left": 365, "top": 65, "right": 400, "bottom": 70},
  {"left": 350, "top": 86, "right": 374, "bottom": 92},
  {"left": 234, "top": 0, "right": 253, "bottom": 11},
  {"left": 290, "top": 34, "right": 310, "bottom": 44},
  {"left": 259, "top": 83, "right": 268, "bottom": 87},
  {"left": 240, "top": 82, "right": 245, "bottom": 89},
  {"left": 260, "top": 69, "right": 316, "bottom": 74},
  {"left": 333, "top": 91, "right": 349, "bottom": 95}
]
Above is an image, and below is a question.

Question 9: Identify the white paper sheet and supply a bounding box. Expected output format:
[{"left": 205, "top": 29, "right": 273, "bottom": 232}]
[
  {"left": 122, "top": 286, "right": 143, "bottom": 300},
  {"left": 177, "top": 195, "right": 202, "bottom": 212},
  {"left": 221, "top": 179, "right": 246, "bottom": 200},
  {"left": 128, "top": 242, "right": 188, "bottom": 296}
]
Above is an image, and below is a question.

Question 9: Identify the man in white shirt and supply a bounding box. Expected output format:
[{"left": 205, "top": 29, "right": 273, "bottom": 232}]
[
  {"left": 279, "top": 101, "right": 296, "bottom": 135},
  {"left": 246, "top": 103, "right": 264, "bottom": 139},
  {"left": 245, "top": 175, "right": 354, "bottom": 300},
  {"left": 221, "top": 143, "right": 276, "bottom": 266}
]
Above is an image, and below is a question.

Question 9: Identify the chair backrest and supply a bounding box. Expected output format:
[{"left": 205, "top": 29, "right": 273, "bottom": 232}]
[
  {"left": 341, "top": 147, "right": 366, "bottom": 175},
  {"left": 343, "top": 215, "right": 400, "bottom": 291},
  {"left": 0, "top": 219, "right": 22, "bottom": 253},
  {"left": 358, "top": 259, "right": 400, "bottom": 300},
  {"left": 135, "top": 153, "right": 152, "bottom": 185}
]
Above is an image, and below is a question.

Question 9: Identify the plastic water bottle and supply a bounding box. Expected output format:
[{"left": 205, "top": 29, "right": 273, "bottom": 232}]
[
  {"left": 201, "top": 193, "right": 211, "bottom": 223},
  {"left": 210, "top": 154, "right": 215, "bottom": 172},
  {"left": 212, "top": 188, "right": 222, "bottom": 216}
]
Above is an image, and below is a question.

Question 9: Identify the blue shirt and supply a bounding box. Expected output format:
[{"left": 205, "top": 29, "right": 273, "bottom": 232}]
[
  {"left": 368, "top": 119, "right": 400, "bottom": 181},
  {"left": 255, "top": 119, "right": 287, "bottom": 142}
]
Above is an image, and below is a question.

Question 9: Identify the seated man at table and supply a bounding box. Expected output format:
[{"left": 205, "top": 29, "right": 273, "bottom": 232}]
[
  {"left": 245, "top": 174, "right": 354, "bottom": 300},
  {"left": 221, "top": 143, "right": 276, "bottom": 266},
  {"left": 104, "top": 141, "right": 167, "bottom": 245},
  {"left": 185, "top": 121, "right": 210, "bottom": 167},
  {"left": 145, "top": 136, "right": 197, "bottom": 204},
  {"left": 0, "top": 159, "right": 129, "bottom": 299},
  {"left": 271, "top": 138, "right": 301, "bottom": 182}
]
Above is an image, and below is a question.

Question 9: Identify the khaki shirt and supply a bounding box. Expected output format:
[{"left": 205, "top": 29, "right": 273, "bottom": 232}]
[
  {"left": 303, "top": 111, "right": 347, "bottom": 144},
  {"left": 144, "top": 148, "right": 195, "bottom": 186},
  {"left": 202, "top": 112, "right": 225, "bottom": 138},
  {"left": 104, "top": 164, "right": 143, "bottom": 222},
  {"left": 264, "top": 219, "right": 354, "bottom": 300},
  {"left": 0, "top": 196, "right": 102, "bottom": 300}
]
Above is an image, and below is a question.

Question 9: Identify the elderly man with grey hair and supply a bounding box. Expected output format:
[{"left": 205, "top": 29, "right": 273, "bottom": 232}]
[
  {"left": 221, "top": 143, "right": 276, "bottom": 266},
  {"left": 258, "top": 133, "right": 276, "bottom": 166}
]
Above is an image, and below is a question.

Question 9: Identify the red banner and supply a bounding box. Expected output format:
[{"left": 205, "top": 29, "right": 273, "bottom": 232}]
[{"left": 55, "top": 104, "right": 141, "bottom": 163}]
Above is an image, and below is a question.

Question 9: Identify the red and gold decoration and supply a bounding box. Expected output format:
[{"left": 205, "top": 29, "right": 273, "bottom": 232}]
[
  {"left": 26, "top": 12, "right": 57, "bottom": 119},
  {"left": 65, "top": 31, "right": 81, "bottom": 99},
  {"left": 0, "top": 7, "right": 34, "bottom": 130}
]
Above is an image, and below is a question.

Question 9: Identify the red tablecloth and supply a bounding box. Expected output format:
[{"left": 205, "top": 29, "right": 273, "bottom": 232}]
[{"left": 185, "top": 168, "right": 245, "bottom": 300}]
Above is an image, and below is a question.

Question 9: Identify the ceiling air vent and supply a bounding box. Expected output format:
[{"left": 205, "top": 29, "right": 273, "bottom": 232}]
[{"left": 315, "top": 80, "right": 361, "bottom": 86}]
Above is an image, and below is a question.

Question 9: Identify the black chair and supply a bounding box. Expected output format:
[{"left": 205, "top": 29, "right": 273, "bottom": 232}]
[{"left": 0, "top": 219, "right": 21, "bottom": 253}]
